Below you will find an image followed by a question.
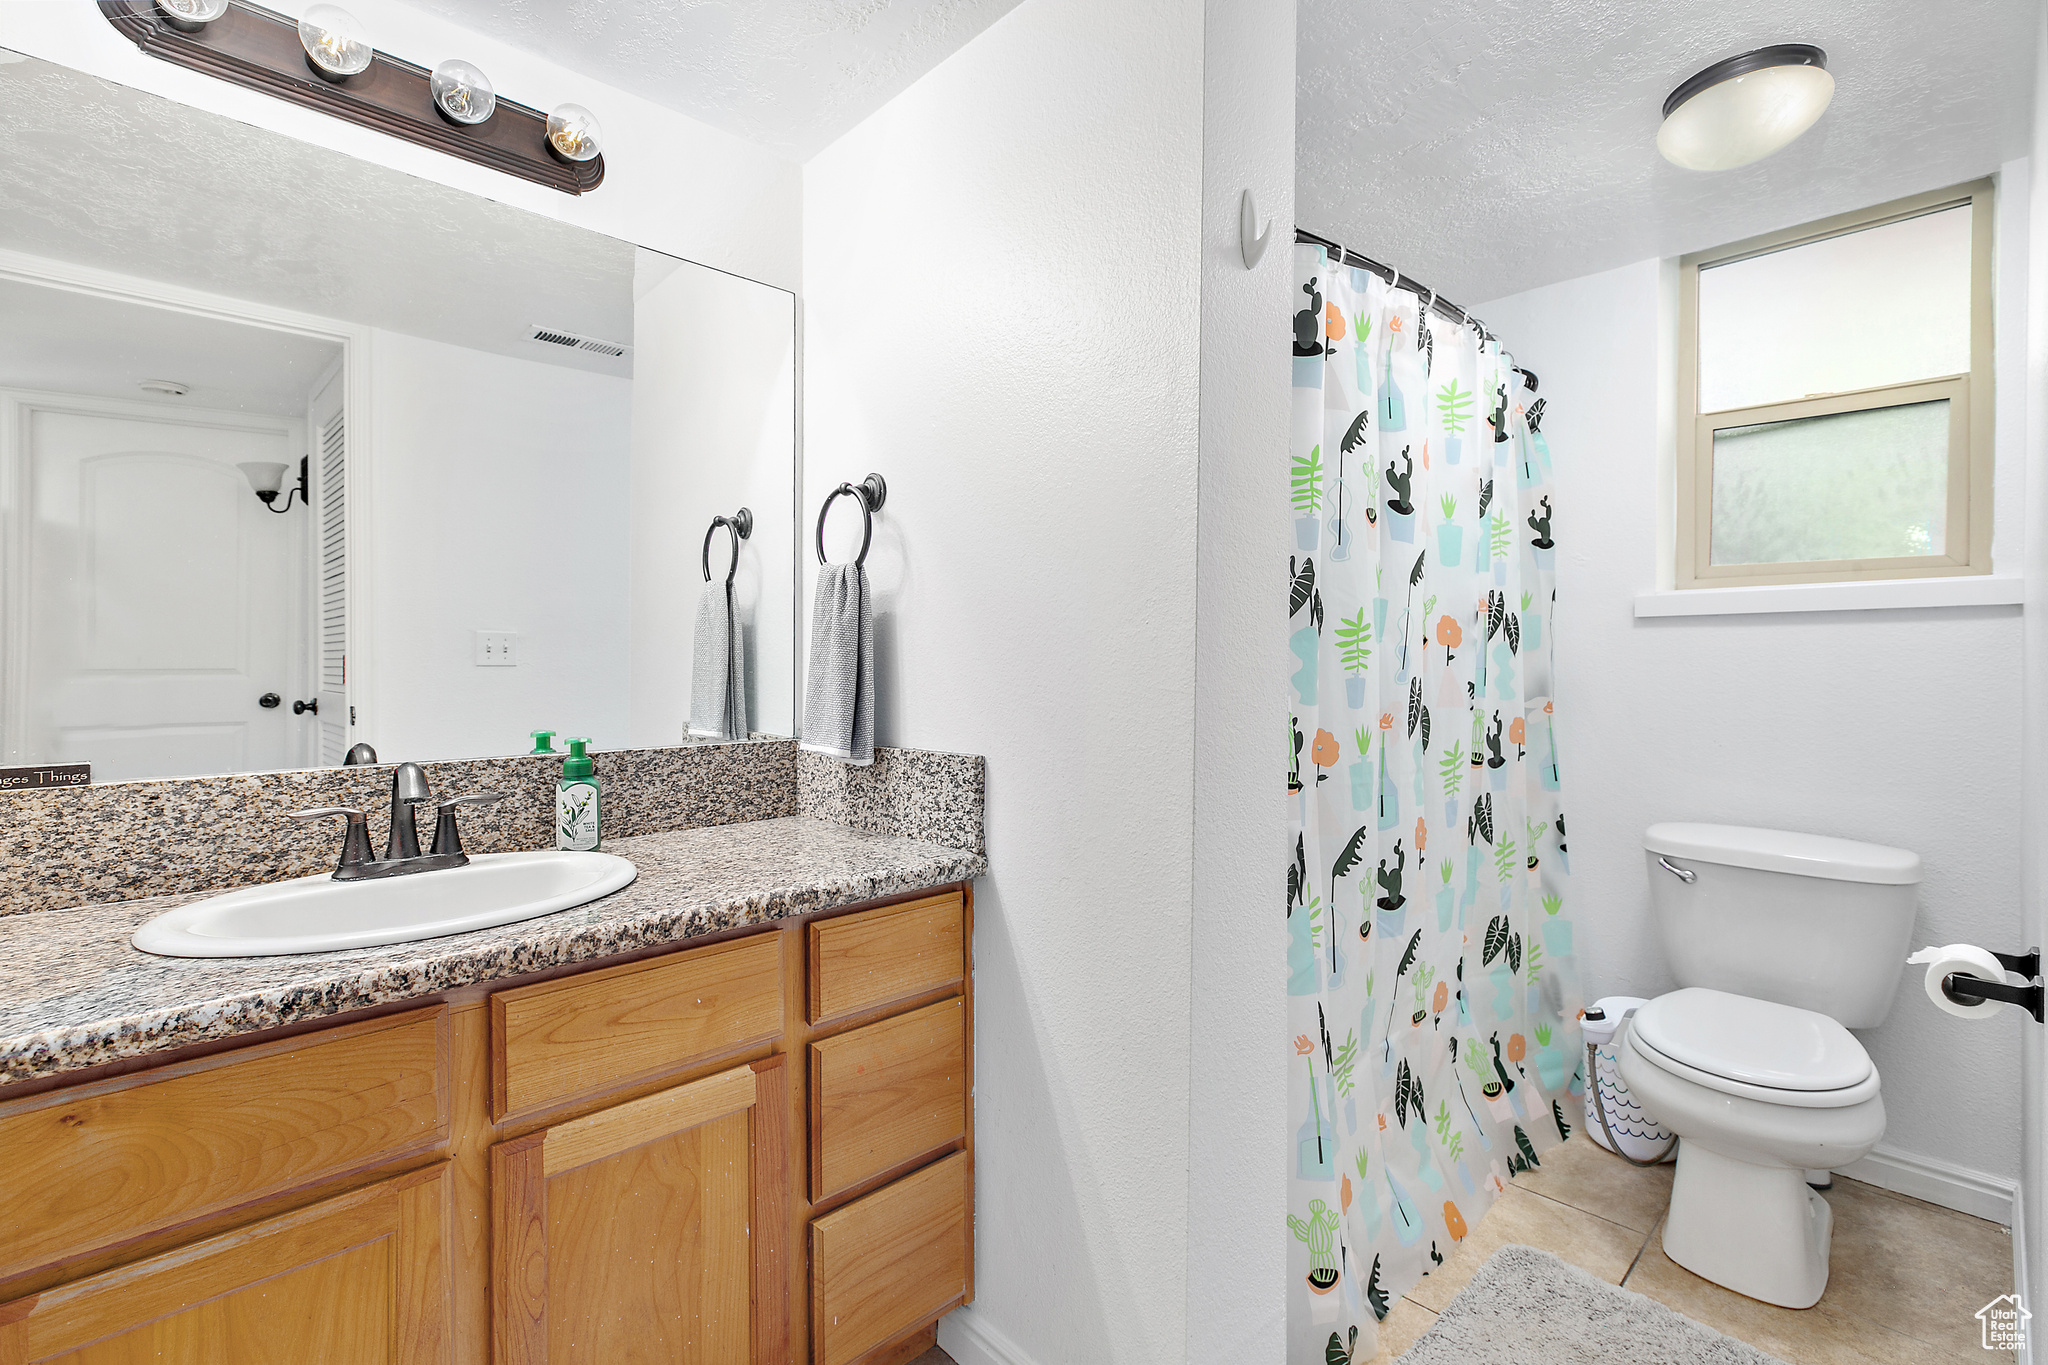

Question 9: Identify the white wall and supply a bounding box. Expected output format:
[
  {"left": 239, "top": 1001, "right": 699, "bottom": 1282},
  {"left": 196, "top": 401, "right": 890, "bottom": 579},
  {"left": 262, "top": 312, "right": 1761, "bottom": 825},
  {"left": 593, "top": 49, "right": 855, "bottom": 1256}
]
[
  {"left": 1188, "top": 2, "right": 1292, "bottom": 1363},
  {"left": 1479, "top": 213, "right": 2029, "bottom": 1197},
  {"left": 364, "top": 330, "right": 632, "bottom": 760},
  {"left": 628, "top": 257, "right": 798, "bottom": 743},
  {"left": 2020, "top": 0, "right": 2048, "bottom": 1324},
  {"left": 1, "top": 1, "right": 801, "bottom": 293},
  {"left": 801, "top": 0, "right": 1206, "bottom": 1360}
]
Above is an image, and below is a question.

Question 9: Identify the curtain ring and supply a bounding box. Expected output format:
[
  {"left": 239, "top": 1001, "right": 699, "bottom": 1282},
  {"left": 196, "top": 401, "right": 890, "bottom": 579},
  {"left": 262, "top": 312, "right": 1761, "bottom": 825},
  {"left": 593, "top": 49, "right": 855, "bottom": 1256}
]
[
  {"left": 702, "top": 508, "right": 753, "bottom": 586},
  {"left": 816, "top": 472, "right": 889, "bottom": 566}
]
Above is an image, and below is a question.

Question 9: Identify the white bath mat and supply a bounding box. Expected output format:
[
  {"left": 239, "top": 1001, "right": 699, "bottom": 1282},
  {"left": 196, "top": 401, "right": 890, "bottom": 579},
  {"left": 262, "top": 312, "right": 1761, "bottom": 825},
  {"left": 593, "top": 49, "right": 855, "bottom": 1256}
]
[{"left": 1396, "top": 1244, "right": 1791, "bottom": 1364}]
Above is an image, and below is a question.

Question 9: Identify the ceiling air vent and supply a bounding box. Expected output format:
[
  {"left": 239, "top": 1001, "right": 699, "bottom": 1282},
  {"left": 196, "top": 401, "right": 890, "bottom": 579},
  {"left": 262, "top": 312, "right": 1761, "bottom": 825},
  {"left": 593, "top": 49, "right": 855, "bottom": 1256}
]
[{"left": 528, "top": 325, "right": 630, "bottom": 359}]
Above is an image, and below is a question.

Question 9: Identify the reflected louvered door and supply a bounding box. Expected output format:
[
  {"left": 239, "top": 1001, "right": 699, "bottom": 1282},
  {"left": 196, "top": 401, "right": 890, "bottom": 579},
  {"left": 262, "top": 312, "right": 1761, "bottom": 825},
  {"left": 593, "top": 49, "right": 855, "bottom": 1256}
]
[{"left": 309, "top": 371, "right": 349, "bottom": 764}]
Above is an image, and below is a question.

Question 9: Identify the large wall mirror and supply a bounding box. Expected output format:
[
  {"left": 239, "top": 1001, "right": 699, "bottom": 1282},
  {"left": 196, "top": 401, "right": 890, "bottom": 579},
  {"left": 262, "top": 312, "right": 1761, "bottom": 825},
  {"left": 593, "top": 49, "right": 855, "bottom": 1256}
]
[{"left": 0, "top": 50, "right": 797, "bottom": 783}]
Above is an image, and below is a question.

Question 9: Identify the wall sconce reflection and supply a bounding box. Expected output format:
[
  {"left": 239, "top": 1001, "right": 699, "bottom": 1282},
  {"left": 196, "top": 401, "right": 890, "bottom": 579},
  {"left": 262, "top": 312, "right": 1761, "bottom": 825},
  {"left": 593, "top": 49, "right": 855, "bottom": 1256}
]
[{"left": 238, "top": 456, "right": 309, "bottom": 513}]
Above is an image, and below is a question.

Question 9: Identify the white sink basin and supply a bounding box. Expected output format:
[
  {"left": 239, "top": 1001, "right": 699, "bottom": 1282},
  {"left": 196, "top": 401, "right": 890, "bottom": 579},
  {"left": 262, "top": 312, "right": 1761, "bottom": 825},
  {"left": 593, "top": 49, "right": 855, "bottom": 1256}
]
[{"left": 133, "top": 850, "right": 638, "bottom": 958}]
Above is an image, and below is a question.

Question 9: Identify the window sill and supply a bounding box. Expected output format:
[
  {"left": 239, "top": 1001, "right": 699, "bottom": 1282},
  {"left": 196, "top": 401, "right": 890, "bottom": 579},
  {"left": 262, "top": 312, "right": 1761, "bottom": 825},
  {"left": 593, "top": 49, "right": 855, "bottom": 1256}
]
[{"left": 1634, "top": 576, "right": 2024, "bottom": 618}]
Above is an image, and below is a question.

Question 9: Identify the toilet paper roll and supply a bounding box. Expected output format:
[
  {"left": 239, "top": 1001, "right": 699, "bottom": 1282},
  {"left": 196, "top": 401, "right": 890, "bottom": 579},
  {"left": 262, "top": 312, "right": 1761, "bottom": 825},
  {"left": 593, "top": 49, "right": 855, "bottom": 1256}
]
[{"left": 1907, "top": 944, "right": 2008, "bottom": 1019}]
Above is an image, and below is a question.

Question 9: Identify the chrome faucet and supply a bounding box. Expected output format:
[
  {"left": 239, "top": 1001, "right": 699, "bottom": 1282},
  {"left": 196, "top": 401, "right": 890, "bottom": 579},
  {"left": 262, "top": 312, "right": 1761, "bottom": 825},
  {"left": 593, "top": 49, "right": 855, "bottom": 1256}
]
[{"left": 292, "top": 764, "right": 507, "bottom": 881}]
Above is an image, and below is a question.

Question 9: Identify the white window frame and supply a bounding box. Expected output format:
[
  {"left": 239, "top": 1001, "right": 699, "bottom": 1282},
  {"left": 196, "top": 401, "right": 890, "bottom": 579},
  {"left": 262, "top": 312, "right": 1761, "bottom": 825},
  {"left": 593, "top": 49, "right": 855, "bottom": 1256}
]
[{"left": 1675, "top": 179, "right": 1994, "bottom": 589}]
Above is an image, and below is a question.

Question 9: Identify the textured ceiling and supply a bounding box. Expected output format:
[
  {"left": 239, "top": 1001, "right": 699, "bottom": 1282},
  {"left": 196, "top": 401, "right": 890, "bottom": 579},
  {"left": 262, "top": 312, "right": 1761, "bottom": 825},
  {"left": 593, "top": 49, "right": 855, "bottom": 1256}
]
[
  {"left": 1297, "top": 0, "right": 2040, "bottom": 308},
  {"left": 403, "top": 0, "right": 1027, "bottom": 158},
  {"left": 0, "top": 55, "right": 638, "bottom": 375},
  {"left": 0, "top": 277, "right": 341, "bottom": 417}
]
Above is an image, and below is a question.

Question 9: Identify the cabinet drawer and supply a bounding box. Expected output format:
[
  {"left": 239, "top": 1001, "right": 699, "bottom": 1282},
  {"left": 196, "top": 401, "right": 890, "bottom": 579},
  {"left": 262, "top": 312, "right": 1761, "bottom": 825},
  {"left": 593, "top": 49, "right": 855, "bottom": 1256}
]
[
  {"left": 811, "top": 1152, "right": 969, "bottom": 1365},
  {"left": 810, "top": 997, "right": 965, "bottom": 1202},
  {"left": 0, "top": 1006, "right": 448, "bottom": 1283},
  {"left": 492, "top": 931, "right": 782, "bottom": 1120},
  {"left": 808, "top": 892, "right": 964, "bottom": 1025}
]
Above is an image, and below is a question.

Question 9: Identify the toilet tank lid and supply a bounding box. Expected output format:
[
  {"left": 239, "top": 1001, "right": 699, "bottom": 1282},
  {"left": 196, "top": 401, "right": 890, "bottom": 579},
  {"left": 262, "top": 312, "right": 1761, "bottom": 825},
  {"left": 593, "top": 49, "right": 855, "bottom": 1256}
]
[{"left": 1643, "top": 823, "right": 1921, "bottom": 885}]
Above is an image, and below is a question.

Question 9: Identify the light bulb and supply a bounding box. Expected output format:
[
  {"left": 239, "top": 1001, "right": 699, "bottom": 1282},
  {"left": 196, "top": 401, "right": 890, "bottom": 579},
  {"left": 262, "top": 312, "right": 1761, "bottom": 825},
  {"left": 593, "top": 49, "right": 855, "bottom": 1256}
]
[
  {"left": 431, "top": 59, "right": 496, "bottom": 125},
  {"left": 155, "top": 0, "right": 230, "bottom": 31},
  {"left": 298, "top": 4, "right": 373, "bottom": 80},
  {"left": 546, "top": 103, "right": 603, "bottom": 162}
]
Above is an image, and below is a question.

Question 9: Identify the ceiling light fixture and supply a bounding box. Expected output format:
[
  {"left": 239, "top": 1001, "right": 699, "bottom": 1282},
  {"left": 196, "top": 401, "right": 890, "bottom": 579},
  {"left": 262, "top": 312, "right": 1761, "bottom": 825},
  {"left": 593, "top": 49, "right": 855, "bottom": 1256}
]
[
  {"left": 137, "top": 378, "right": 189, "bottom": 396},
  {"left": 298, "top": 4, "right": 373, "bottom": 81},
  {"left": 1657, "top": 45, "right": 1832, "bottom": 172}
]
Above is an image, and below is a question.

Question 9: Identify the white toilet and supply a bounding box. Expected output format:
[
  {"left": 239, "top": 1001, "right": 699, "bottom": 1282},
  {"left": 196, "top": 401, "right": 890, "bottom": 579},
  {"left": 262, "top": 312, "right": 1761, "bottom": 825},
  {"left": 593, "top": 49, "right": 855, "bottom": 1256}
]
[{"left": 1617, "top": 823, "right": 1920, "bottom": 1309}]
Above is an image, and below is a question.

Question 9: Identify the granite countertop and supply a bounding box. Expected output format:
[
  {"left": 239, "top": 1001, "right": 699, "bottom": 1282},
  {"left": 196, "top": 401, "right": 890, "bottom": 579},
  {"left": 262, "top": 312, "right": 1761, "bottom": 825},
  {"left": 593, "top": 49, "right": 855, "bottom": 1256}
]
[{"left": 0, "top": 816, "right": 985, "bottom": 1086}]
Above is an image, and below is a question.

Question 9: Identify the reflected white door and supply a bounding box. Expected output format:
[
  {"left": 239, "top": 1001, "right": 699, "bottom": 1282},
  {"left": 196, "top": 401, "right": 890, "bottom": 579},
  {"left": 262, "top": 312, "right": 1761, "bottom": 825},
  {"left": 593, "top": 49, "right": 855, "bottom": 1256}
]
[{"left": 18, "top": 401, "right": 305, "bottom": 781}]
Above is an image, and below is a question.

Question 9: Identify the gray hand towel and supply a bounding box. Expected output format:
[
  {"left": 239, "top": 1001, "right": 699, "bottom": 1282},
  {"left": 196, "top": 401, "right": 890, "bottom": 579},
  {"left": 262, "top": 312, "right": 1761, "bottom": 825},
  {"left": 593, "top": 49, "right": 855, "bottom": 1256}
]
[
  {"left": 688, "top": 581, "right": 748, "bottom": 742},
  {"left": 800, "top": 563, "right": 873, "bottom": 766}
]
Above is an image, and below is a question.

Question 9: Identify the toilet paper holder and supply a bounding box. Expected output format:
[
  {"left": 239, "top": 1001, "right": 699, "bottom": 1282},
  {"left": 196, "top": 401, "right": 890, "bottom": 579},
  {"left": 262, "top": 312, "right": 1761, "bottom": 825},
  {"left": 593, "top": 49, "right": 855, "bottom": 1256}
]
[{"left": 1942, "top": 948, "right": 2043, "bottom": 1023}]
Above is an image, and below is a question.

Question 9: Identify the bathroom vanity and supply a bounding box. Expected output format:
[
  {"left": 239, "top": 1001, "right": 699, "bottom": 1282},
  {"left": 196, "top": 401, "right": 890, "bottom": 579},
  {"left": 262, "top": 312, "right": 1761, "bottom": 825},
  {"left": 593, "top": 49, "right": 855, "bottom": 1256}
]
[{"left": 0, "top": 747, "right": 986, "bottom": 1365}]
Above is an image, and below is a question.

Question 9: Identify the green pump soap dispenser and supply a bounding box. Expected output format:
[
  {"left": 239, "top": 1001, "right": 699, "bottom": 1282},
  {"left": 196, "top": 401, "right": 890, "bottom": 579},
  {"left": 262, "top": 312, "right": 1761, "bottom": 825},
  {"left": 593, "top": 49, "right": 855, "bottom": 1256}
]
[
  {"left": 556, "top": 738, "right": 600, "bottom": 851},
  {"left": 530, "top": 729, "right": 558, "bottom": 755}
]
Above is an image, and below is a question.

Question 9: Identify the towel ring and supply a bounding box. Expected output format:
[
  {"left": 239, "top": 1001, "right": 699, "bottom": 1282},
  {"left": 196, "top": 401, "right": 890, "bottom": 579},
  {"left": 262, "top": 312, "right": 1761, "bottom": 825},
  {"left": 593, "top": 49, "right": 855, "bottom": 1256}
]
[
  {"left": 815, "top": 472, "right": 888, "bottom": 566},
  {"left": 702, "top": 507, "right": 754, "bottom": 585}
]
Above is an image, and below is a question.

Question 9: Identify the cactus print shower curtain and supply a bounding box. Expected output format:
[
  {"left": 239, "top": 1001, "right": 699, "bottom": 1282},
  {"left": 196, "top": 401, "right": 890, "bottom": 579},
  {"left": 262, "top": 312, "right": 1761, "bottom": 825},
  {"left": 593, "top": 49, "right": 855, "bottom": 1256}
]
[{"left": 1287, "top": 244, "right": 1585, "bottom": 1362}]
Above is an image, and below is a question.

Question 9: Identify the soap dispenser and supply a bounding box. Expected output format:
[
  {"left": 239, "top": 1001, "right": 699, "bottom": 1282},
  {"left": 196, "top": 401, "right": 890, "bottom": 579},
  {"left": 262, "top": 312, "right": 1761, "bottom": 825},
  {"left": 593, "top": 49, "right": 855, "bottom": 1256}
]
[{"left": 556, "top": 738, "right": 600, "bottom": 851}]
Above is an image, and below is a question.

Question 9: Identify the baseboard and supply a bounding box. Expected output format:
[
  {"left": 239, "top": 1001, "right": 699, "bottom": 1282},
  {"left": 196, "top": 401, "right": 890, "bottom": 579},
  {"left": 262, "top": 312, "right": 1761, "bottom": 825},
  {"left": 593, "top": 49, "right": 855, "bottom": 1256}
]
[
  {"left": 937, "top": 1306, "right": 1039, "bottom": 1365},
  {"left": 2015, "top": 1192, "right": 2034, "bottom": 1365},
  {"left": 1835, "top": 1144, "right": 2016, "bottom": 1225}
]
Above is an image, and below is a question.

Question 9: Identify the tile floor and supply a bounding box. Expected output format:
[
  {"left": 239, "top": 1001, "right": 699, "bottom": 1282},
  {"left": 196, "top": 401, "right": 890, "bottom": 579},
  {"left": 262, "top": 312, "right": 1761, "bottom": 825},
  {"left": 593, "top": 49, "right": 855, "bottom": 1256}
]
[
  {"left": 918, "top": 1139, "right": 2011, "bottom": 1364},
  {"left": 1370, "top": 1134, "right": 2017, "bottom": 1364}
]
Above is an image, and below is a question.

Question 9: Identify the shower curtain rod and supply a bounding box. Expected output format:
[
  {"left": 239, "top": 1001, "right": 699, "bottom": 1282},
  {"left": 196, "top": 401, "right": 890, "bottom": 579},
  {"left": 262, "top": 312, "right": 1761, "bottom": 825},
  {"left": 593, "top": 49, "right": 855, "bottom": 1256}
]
[{"left": 1294, "top": 227, "right": 1538, "bottom": 392}]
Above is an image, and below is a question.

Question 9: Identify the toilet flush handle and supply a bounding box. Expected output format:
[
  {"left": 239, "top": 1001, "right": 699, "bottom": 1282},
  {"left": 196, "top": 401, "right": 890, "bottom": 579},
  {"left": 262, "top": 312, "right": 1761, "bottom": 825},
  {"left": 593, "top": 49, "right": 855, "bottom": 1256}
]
[{"left": 1658, "top": 856, "right": 1697, "bottom": 884}]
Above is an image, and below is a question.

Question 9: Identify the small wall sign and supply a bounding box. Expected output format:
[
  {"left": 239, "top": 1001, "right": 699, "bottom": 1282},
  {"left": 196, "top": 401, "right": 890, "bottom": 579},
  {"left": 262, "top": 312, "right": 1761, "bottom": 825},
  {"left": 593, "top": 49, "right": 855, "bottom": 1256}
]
[{"left": 0, "top": 764, "right": 91, "bottom": 791}]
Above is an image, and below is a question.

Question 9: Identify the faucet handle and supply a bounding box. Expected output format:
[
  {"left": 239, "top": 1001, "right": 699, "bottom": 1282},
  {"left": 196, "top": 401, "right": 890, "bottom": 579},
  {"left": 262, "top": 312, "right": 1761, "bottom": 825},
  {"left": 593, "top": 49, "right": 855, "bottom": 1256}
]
[
  {"left": 290, "top": 806, "right": 373, "bottom": 877},
  {"left": 428, "top": 791, "right": 508, "bottom": 859}
]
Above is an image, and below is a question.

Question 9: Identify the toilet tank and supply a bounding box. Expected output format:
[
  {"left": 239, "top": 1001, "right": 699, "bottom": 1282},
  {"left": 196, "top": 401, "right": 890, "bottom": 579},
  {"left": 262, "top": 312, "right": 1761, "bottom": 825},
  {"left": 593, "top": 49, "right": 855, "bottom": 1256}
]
[{"left": 1643, "top": 823, "right": 1921, "bottom": 1028}]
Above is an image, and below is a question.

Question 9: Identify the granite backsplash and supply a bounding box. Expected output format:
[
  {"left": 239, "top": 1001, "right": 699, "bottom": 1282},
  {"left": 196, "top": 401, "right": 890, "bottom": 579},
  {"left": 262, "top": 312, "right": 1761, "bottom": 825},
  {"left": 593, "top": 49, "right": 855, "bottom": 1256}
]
[{"left": 2, "top": 740, "right": 985, "bottom": 917}]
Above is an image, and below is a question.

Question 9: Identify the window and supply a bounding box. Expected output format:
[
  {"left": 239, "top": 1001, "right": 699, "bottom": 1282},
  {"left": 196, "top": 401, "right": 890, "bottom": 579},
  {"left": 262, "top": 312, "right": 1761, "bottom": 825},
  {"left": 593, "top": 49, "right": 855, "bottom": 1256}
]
[{"left": 1676, "top": 179, "right": 1993, "bottom": 588}]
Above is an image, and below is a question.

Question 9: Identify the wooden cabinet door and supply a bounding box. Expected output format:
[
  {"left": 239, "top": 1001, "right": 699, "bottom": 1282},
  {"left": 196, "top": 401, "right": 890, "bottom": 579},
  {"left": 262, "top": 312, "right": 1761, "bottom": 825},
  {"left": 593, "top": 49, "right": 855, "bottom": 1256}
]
[
  {"left": 492, "top": 1056, "right": 789, "bottom": 1365},
  {"left": 0, "top": 1163, "right": 451, "bottom": 1365}
]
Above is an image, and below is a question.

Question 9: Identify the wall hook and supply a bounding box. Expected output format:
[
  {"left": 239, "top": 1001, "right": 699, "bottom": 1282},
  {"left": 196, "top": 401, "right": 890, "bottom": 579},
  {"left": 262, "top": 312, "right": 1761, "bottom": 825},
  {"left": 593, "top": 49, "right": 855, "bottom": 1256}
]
[{"left": 1239, "top": 189, "right": 1272, "bottom": 270}]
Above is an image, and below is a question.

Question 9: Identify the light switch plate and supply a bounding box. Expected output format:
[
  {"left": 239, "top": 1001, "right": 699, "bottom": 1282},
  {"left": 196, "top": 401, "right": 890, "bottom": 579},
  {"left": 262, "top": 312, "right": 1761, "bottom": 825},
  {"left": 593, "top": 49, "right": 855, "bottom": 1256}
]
[{"left": 475, "top": 631, "right": 518, "bottom": 666}]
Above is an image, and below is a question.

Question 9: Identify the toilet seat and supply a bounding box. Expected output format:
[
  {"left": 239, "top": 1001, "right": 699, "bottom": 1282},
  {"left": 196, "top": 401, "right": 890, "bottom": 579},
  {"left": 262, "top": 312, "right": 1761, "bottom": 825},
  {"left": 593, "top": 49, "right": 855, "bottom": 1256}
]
[{"left": 1629, "top": 989, "right": 1878, "bottom": 1109}]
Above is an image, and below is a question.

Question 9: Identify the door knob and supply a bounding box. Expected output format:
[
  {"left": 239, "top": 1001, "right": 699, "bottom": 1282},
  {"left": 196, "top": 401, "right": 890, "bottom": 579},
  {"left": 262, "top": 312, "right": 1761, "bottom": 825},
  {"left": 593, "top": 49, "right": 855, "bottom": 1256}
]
[
  {"left": 293, "top": 698, "right": 320, "bottom": 716},
  {"left": 259, "top": 693, "right": 281, "bottom": 709}
]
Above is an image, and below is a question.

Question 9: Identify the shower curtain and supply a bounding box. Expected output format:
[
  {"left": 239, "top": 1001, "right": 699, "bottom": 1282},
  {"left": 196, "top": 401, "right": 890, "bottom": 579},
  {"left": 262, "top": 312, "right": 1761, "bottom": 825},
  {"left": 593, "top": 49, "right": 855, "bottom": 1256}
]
[{"left": 1286, "top": 244, "right": 1584, "bottom": 1362}]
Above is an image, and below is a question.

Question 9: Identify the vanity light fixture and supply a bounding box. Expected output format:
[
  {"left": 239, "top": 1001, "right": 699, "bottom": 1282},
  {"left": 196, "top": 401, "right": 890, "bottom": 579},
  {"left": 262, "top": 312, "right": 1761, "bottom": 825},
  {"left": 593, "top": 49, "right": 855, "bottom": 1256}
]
[
  {"left": 298, "top": 4, "right": 373, "bottom": 81},
  {"left": 430, "top": 59, "right": 496, "bottom": 126},
  {"left": 1657, "top": 45, "right": 1832, "bottom": 172},
  {"left": 546, "top": 103, "right": 603, "bottom": 162},
  {"left": 238, "top": 456, "right": 309, "bottom": 513},
  {"left": 154, "top": 0, "right": 230, "bottom": 32},
  {"left": 104, "top": 1, "right": 604, "bottom": 193}
]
